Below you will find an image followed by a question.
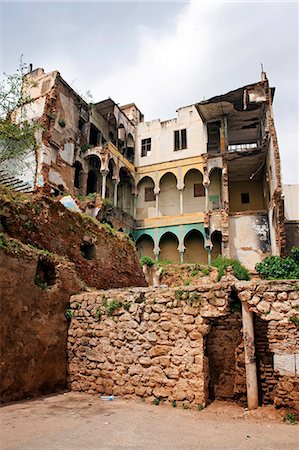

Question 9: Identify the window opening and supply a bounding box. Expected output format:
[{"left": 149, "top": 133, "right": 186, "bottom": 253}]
[
  {"left": 145, "top": 187, "right": 155, "bottom": 202},
  {"left": 174, "top": 129, "right": 187, "bottom": 151},
  {"left": 141, "top": 138, "right": 151, "bottom": 157},
  {"left": 80, "top": 243, "right": 96, "bottom": 260},
  {"left": 241, "top": 193, "right": 250, "bottom": 204},
  {"left": 194, "top": 183, "right": 205, "bottom": 197}
]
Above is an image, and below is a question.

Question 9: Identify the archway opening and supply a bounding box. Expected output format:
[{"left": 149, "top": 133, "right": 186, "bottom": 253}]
[
  {"left": 159, "top": 173, "right": 179, "bottom": 216},
  {"left": 73, "top": 161, "right": 83, "bottom": 190},
  {"left": 118, "top": 167, "right": 134, "bottom": 215},
  {"left": 206, "top": 289, "right": 244, "bottom": 404},
  {"left": 159, "top": 232, "right": 179, "bottom": 263},
  {"left": 211, "top": 230, "right": 222, "bottom": 261},
  {"left": 184, "top": 230, "right": 207, "bottom": 264},
  {"left": 136, "top": 176, "right": 155, "bottom": 220},
  {"left": 86, "top": 170, "right": 97, "bottom": 195},
  {"left": 183, "top": 169, "right": 205, "bottom": 214},
  {"left": 136, "top": 235, "right": 155, "bottom": 259},
  {"left": 209, "top": 168, "right": 222, "bottom": 210}
]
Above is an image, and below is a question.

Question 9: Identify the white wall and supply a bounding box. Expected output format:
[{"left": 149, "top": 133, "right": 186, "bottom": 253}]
[
  {"left": 284, "top": 185, "right": 299, "bottom": 220},
  {"left": 135, "top": 105, "right": 206, "bottom": 167}
]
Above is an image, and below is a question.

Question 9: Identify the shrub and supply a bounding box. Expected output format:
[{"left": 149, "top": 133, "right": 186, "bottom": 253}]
[
  {"left": 211, "top": 256, "right": 250, "bottom": 281},
  {"left": 102, "top": 198, "right": 113, "bottom": 208},
  {"left": 255, "top": 256, "right": 299, "bottom": 280},
  {"left": 291, "top": 246, "right": 299, "bottom": 264},
  {"left": 152, "top": 398, "right": 160, "bottom": 405},
  {"left": 140, "top": 256, "right": 155, "bottom": 267}
]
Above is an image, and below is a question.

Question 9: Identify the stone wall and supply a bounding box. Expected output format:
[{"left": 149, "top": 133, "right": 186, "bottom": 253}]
[
  {"left": 67, "top": 280, "right": 299, "bottom": 412},
  {"left": 0, "top": 240, "right": 82, "bottom": 403}
]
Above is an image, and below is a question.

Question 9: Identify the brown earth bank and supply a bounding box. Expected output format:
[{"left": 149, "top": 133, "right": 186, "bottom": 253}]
[
  {"left": 0, "top": 393, "right": 298, "bottom": 450},
  {"left": 0, "top": 241, "right": 82, "bottom": 403},
  {"left": 0, "top": 186, "right": 146, "bottom": 289}
]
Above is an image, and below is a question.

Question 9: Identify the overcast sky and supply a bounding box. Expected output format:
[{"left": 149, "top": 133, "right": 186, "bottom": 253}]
[{"left": 0, "top": 1, "right": 298, "bottom": 183}]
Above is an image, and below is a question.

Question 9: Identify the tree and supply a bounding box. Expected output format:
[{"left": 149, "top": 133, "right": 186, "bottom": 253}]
[{"left": 0, "top": 57, "right": 40, "bottom": 165}]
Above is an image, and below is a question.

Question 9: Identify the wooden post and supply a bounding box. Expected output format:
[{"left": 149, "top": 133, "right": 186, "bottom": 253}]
[{"left": 241, "top": 301, "right": 259, "bottom": 410}]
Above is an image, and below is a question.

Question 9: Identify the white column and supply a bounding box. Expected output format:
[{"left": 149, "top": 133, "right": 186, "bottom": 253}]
[
  {"left": 101, "top": 171, "right": 108, "bottom": 199},
  {"left": 242, "top": 301, "right": 259, "bottom": 410},
  {"left": 205, "top": 185, "right": 209, "bottom": 212},
  {"left": 179, "top": 189, "right": 184, "bottom": 215},
  {"left": 113, "top": 181, "right": 118, "bottom": 207},
  {"left": 155, "top": 193, "right": 159, "bottom": 217}
]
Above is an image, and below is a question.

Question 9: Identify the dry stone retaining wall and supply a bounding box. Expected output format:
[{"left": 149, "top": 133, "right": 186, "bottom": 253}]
[{"left": 67, "top": 280, "right": 299, "bottom": 411}]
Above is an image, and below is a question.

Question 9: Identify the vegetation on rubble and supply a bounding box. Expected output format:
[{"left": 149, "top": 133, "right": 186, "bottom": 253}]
[
  {"left": 102, "top": 296, "right": 123, "bottom": 316},
  {"left": 102, "top": 198, "right": 113, "bottom": 208},
  {"left": 197, "top": 403, "right": 203, "bottom": 411},
  {"left": 289, "top": 316, "right": 299, "bottom": 328},
  {"left": 65, "top": 308, "right": 76, "bottom": 319},
  {"left": 140, "top": 255, "right": 155, "bottom": 267},
  {"left": 172, "top": 400, "right": 177, "bottom": 408},
  {"left": 211, "top": 256, "right": 250, "bottom": 281},
  {"left": 152, "top": 398, "right": 160, "bottom": 405},
  {"left": 255, "top": 247, "right": 299, "bottom": 280},
  {"left": 0, "top": 57, "right": 41, "bottom": 165},
  {"left": 283, "top": 412, "right": 297, "bottom": 424},
  {"left": 95, "top": 307, "right": 102, "bottom": 321},
  {"left": 0, "top": 232, "right": 22, "bottom": 254},
  {"left": 80, "top": 143, "right": 93, "bottom": 153}
]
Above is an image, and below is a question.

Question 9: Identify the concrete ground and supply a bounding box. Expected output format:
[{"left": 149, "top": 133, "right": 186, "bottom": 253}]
[{"left": 0, "top": 392, "right": 298, "bottom": 450}]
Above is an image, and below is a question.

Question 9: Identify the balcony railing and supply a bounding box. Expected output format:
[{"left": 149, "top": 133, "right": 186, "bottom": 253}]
[{"left": 228, "top": 143, "right": 258, "bottom": 152}]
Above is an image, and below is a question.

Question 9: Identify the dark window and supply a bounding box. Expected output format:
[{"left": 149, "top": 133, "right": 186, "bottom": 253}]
[
  {"left": 241, "top": 193, "right": 250, "bottom": 204},
  {"left": 145, "top": 187, "right": 155, "bottom": 202},
  {"left": 141, "top": 138, "right": 151, "bottom": 157},
  {"left": 80, "top": 243, "right": 96, "bottom": 260},
  {"left": 207, "top": 121, "right": 220, "bottom": 152},
  {"left": 174, "top": 129, "right": 187, "bottom": 150},
  {"left": 194, "top": 183, "right": 205, "bottom": 197},
  {"left": 89, "top": 124, "right": 100, "bottom": 146},
  {"left": 35, "top": 257, "right": 56, "bottom": 288},
  {"left": 78, "top": 117, "right": 86, "bottom": 133}
]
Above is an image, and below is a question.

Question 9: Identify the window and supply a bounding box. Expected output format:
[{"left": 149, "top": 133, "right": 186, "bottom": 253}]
[
  {"left": 141, "top": 138, "right": 151, "bottom": 157},
  {"left": 145, "top": 187, "right": 155, "bottom": 202},
  {"left": 207, "top": 121, "right": 220, "bottom": 152},
  {"left": 194, "top": 183, "right": 205, "bottom": 197},
  {"left": 241, "top": 193, "right": 250, "bottom": 204},
  {"left": 174, "top": 129, "right": 187, "bottom": 151},
  {"left": 78, "top": 117, "right": 86, "bottom": 133}
]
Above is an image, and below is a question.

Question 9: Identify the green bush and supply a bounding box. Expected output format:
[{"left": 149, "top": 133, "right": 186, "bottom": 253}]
[
  {"left": 291, "top": 246, "right": 299, "bottom": 264},
  {"left": 140, "top": 256, "right": 155, "bottom": 267},
  {"left": 255, "top": 256, "right": 299, "bottom": 280},
  {"left": 211, "top": 256, "right": 250, "bottom": 281}
]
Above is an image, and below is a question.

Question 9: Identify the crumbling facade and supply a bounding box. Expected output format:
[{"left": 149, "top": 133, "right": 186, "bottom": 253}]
[{"left": 11, "top": 68, "right": 285, "bottom": 269}]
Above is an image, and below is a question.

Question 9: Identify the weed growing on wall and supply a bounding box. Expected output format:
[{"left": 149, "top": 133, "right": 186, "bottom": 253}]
[
  {"left": 255, "top": 250, "right": 299, "bottom": 280},
  {"left": 140, "top": 256, "right": 155, "bottom": 267},
  {"left": 212, "top": 256, "right": 250, "bottom": 281},
  {"left": 283, "top": 413, "right": 297, "bottom": 424}
]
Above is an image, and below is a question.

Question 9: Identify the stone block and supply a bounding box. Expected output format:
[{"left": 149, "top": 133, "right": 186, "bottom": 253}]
[{"left": 273, "top": 353, "right": 295, "bottom": 375}]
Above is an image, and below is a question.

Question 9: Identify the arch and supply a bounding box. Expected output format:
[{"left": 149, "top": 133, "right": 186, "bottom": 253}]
[
  {"left": 118, "top": 167, "right": 134, "bottom": 214},
  {"left": 184, "top": 229, "right": 208, "bottom": 264},
  {"left": 106, "top": 159, "right": 117, "bottom": 201},
  {"left": 209, "top": 168, "right": 222, "bottom": 210},
  {"left": 86, "top": 170, "right": 98, "bottom": 195},
  {"left": 117, "top": 124, "right": 126, "bottom": 153},
  {"left": 136, "top": 234, "right": 155, "bottom": 259},
  {"left": 211, "top": 230, "right": 222, "bottom": 261},
  {"left": 126, "top": 133, "right": 135, "bottom": 163},
  {"left": 136, "top": 176, "right": 155, "bottom": 220},
  {"left": 108, "top": 131, "right": 116, "bottom": 145},
  {"left": 86, "top": 155, "right": 101, "bottom": 169},
  {"left": 73, "top": 161, "right": 83, "bottom": 189},
  {"left": 183, "top": 168, "right": 205, "bottom": 214},
  {"left": 159, "top": 232, "right": 180, "bottom": 263},
  {"left": 159, "top": 172, "right": 179, "bottom": 217}
]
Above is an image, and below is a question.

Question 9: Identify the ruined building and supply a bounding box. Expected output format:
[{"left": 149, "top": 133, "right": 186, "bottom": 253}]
[{"left": 9, "top": 68, "right": 285, "bottom": 270}]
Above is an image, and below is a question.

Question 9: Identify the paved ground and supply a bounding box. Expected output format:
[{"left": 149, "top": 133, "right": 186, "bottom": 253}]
[{"left": 1, "top": 392, "right": 298, "bottom": 449}]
